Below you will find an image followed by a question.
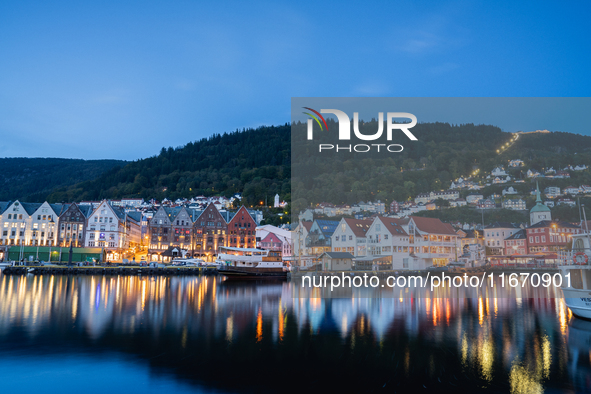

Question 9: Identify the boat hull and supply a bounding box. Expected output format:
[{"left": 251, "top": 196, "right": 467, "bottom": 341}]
[
  {"left": 217, "top": 266, "right": 287, "bottom": 279},
  {"left": 561, "top": 288, "right": 591, "bottom": 320}
]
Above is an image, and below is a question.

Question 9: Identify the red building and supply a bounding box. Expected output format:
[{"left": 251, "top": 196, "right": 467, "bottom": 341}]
[
  {"left": 526, "top": 220, "right": 581, "bottom": 253},
  {"left": 259, "top": 232, "right": 283, "bottom": 251},
  {"left": 390, "top": 201, "right": 399, "bottom": 214},
  {"left": 193, "top": 203, "right": 228, "bottom": 260},
  {"left": 504, "top": 229, "right": 527, "bottom": 255},
  {"left": 227, "top": 206, "right": 257, "bottom": 249}
]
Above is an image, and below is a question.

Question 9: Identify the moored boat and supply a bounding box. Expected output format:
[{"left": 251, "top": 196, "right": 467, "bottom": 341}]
[
  {"left": 559, "top": 224, "right": 591, "bottom": 319},
  {"left": 216, "top": 246, "right": 288, "bottom": 278}
]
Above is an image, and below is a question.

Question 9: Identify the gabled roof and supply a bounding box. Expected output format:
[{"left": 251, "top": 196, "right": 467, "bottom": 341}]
[
  {"left": 485, "top": 222, "right": 520, "bottom": 230},
  {"left": 112, "top": 206, "right": 127, "bottom": 221},
  {"left": 261, "top": 232, "right": 281, "bottom": 242},
  {"left": 320, "top": 252, "right": 354, "bottom": 259},
  {"left": 21, "top": 202, "right": 42, "bottom": 215},
  {"left": 49, "top": 203, "right": 66, "bottom": 216},
  {"left": 78, "top": 204, "right": 94, "bottom": 217},
  {"left": 375, "top": 216, "right": 408, "bottom": 236},
  {"left": 302, "top": 221, "right": 313, "bottom": 231},
  {"left": 228, "top": 206, "right": 256, "bottom": 224},
  {"left": 410, "top": 216, "right": 456, "bottom": 235},
  {"left": 126, "top": 211, "right": 142, "bottom": 223},
  {"left": 506, "top": 229, "right": 526, "bottom": 240},
  {"left": 189, "top": 209, "right": 203, "bottom": 222},
  {"left": 315, "top": 220, "right": 339, "bottom": 236},
  {"left": 528, "top": 220, "right": 580, "bottom": 229},
  {"left": 0, "top": 201, "right": 12, "bottom": 214},
  {"left": 343, "top": 218, "right": 373, "bottom": 237}
]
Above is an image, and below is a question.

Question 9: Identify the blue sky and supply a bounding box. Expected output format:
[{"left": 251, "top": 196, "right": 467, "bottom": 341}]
[{"left": 0, "top": 0, "right": 590, "bottom": 160}]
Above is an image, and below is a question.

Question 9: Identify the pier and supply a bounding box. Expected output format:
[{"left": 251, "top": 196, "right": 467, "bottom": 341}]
[{"left": 1, "top": 265, "right": 218, "bottom": 276}]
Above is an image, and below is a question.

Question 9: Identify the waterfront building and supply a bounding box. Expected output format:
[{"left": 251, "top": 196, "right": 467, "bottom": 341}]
[
  {"left": 256, "top": 224, "right": 292, "bottom": 257},
  {"left": 58, "top": 203, "right": 93, "bottom": 247},
  {"left": 484, "top": 222, "right": 521, "bottom": 255},
  {"left": 332, "top": 218, "right": 372, "bottom": 256},
  {"left": 403, "top": 216, "right": 459, "bottom": 268},
  {"left": 365, "top": 216, "right": 409, "bottom": 265},
  {"left": 84, "top": 200, "right": 141, "bottom": 261},
  {"left": 227, "top": 205, "right": 256, "bottom": 249},
  {"left": 504, "top": 229, "right": 527, "bottom": 255},
  {"left": 192, "top": 203, "right": 228, "bottom": 261},
  {"left": 526, "top": 220, "right": 581, "bottom": 253},
  {"left": 319, "top": 251, "right": 354, "bottom": 271},
  {"left": 305, "top": 219, "right": 339, "bottom": 255}
]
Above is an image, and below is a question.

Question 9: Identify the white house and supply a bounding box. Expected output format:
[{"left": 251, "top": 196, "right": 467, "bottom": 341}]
[
  {"left": 491, "top": 167, "right": 508, "bottom": 176},
  {"left": 256, "top": 224, "right": 292, "bottom": 258},
  {"left": 466, "top": 194, "right": 484, "bottom": 204},
  {"left": 85, "top": 200, "right": 141, "bottom": 260},
  {"left": 484, "top": 222, "right": 521, "bottom": 255},
  {"left": 502, "top": 199, "right": 526, "bottom": 210},
  {"left": 292, "top": 221, "right": 314, "bottom": 266},
  {"left": 402, "top": 216, "right": 459, "bottom": 269},
  {"left": 365, "top": 216, "right": 409, "bottom": 268},
  {"left": 0, "top": 201, "right": 63, "bottom": 247},
  {"left": 449, "top": 198, "right": 467, "bottom": 207},
  {"left": 544, "top": 186, "right": 561, "bottom": 198},
  {"left": 332, "top": 218, "right": 373, "bottom": 257},
  {"left": 29, "top": 202, "right": 63, "bottom": 246},
  {"left": 564, "top": 186, "right": 580, "bottom": 195},
  {"left": 502, "top": 186, "right": 518, "bottom": 196}
]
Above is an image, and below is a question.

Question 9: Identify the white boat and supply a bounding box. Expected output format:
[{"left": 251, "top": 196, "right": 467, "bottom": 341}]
[
  {"left": 558, "top": 226, "right": 591, "bottom": 319},
  {"left": 216, "top": 246, "right": 287, "bottom": 278},
  {"left": 171, "top": 258, "right": 209, "bottom": 267}
]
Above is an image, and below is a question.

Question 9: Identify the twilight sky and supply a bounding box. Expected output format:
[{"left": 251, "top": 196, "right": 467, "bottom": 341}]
[{"left": 1, "top": 0, "right": 590, "bottom": 160}]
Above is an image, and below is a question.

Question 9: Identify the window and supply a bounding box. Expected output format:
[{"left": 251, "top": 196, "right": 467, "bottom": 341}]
[
  {"left": 349, "top": 236, "right": 353, "bottom": 241},
  {"left": 341, "top": 235, "right": 346, "bottom": 241}
]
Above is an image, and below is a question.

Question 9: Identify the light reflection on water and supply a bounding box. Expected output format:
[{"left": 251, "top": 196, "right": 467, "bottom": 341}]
[{"left": 0, "top": 273, "right": 588, "bottom": 393}]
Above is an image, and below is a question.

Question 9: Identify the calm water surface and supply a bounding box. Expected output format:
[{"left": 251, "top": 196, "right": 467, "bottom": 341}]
[{"left": 0, "top": 273, "right": 588, "bottom": 393}]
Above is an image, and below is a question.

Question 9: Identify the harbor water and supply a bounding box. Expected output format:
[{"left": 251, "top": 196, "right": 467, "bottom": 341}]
[{"left": 0, "top": 273, "right": 588, "bottom": 393}]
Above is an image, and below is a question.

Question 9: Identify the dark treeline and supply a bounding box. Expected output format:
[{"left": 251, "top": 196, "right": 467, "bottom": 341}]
[
  {"left": 3, "top": 123, "right": 591, "bottom": 216},
  {"left": 45, "top": 124, "right": 291, "bottom": 206},
  {"left": 0, "top": 158, "right": 126, "bottom": 202},
  {"left": 291, "top": 120, "right": 591, "bottom": 214}
]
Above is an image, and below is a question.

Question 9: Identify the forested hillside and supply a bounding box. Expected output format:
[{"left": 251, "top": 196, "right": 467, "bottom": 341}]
[
  {"left": 0, "top": 158, "right": 126, "bottom": 202},
  {"left": 2, "top": 122, "right": 590, "bottom": 214},
  {"left": 290, "top": 120, "right": 591, "bottom": 213},
  {"left": 45, "top": 125, "right": 291, "bottom": 205}
]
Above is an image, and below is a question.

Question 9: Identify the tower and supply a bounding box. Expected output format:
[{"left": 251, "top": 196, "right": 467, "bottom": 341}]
[{"left": 530, "top": 181, "right": 551, "bottom": 225}]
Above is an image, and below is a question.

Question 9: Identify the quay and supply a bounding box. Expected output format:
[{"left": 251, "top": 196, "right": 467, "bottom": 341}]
[{"left": 1, "top": 265, "right": 218, "bottom": 276}]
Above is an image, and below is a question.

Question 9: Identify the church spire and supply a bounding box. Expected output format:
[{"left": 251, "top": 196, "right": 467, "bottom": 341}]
[{"left": 535, "top": 181, "right": 542, "bottom": 203}]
